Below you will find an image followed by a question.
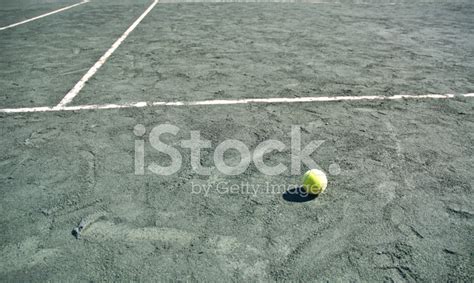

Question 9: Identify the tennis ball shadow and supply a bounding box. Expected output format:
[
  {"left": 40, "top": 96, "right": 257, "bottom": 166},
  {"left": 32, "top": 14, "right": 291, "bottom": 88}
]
[{"left": 282, "top": 187, "right": 318, "bottom": 203}]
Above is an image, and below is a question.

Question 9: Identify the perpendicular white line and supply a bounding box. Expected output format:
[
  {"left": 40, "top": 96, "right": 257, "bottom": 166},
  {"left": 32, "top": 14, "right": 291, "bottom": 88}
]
[
  {"left": 55, "top": 0, "right": 159, "bottom": 108},
  {"left": 65, "top": 101, "right": 149, "bottom": 111},
  {"left": 0, "top": 102, "right": 149, "bottom": 113},
  {"left": 0, "top": 106, "right": 56, "bottom": 113},
  {"left": 0, "top": 0, "right": 89, "bottom": 31},
  {"left": 0, "top": 93, "right": 472, "bottom": 114}
]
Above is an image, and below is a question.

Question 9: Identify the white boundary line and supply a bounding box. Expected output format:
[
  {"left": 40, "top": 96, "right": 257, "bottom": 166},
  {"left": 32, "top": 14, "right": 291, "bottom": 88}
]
[
  {"left": 0, "top": 93, "right": 472, "bottom": 114},
  {"left": 0, "top": 0, "right": 89, "bottom": 31},
  {"left": 55, "top": 0, "right": 159, "bottom": 108}
]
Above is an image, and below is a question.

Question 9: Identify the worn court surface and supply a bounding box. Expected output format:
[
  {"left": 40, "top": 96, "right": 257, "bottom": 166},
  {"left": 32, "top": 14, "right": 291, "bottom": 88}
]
[{"left": 0, "top": 0, "right": 473, "bottom": 281}]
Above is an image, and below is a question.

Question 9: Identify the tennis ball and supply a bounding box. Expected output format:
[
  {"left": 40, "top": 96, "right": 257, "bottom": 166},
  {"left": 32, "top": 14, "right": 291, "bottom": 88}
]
[{"left": 302, "top": 169, "right": 328, "bottom": 195}]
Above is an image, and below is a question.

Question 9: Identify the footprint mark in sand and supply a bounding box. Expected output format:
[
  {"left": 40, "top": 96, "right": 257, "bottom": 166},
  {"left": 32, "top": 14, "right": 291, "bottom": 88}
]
[{"left": 79, "top": 150, "right": 97, "bottom": 192}]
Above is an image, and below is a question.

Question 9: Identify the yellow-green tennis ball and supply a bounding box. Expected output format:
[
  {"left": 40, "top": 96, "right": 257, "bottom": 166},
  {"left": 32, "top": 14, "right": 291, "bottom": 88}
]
[{"left": 302, "top": 169, "right": 328, "bottom": 195}]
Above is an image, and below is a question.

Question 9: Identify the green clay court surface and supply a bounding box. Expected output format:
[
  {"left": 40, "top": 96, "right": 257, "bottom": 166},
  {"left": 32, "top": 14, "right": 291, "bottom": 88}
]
[{"left": 0, "top": 0, "right": 473, "bottom": 281}]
